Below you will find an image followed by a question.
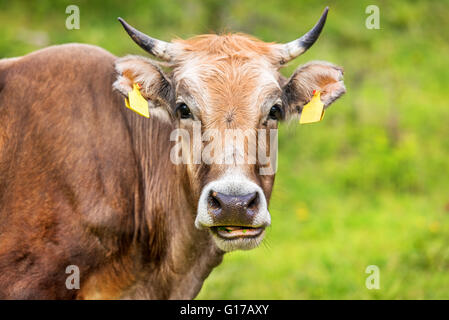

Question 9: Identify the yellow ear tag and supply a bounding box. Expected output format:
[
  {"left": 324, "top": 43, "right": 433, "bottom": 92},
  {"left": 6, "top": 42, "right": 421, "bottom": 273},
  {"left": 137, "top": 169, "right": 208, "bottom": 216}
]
[
  {"left": 299, "top": 90, "right": 324, "bottom": 124},
  {"left": 124, "top": 83, "right": 149, "bottom": 118}
]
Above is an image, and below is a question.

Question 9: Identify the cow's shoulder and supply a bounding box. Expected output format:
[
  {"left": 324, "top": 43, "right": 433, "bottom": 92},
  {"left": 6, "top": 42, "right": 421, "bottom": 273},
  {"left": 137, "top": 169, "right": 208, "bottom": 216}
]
[
  {"left": 1, "top": 43, "right": 116, "bottom": 81},
  {"left": 0, "top": 43, "right": 137, "bottom": 229}
]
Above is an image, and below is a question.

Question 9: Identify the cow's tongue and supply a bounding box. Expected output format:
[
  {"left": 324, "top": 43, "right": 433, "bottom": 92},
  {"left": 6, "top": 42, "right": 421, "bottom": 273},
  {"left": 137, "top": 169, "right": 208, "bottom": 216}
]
[
  {"left": 215, "top": 226, "right": 262, "bottom": 238},
  {"left": 222, "top": 226, "right": 242, "bottom": 231}
]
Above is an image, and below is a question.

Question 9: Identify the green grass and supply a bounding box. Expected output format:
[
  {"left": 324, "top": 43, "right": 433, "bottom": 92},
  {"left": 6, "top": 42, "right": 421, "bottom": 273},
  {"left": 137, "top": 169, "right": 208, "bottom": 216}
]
[
  {"left": 198, "top": 191, "right": 449, "bottom": 299},
  {"left": 1, "top": 0, "right": 448, "bottom": 299}
]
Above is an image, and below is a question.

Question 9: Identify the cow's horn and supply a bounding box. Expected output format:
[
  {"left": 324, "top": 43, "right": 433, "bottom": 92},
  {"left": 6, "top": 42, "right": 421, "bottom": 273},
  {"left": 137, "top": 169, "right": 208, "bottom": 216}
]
[
  {"left": 280, "top": 7, "right": 329, "bottom": 63},
  {"left": 118, "top": 17, "right": 173, "bottom": 61}
]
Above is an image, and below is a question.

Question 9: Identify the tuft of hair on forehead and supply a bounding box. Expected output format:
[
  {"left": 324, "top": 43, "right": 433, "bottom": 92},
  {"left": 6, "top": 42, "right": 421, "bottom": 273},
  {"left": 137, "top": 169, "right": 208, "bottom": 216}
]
[{"left": 173, "top": 33, "right": 280, "bottom": 63}]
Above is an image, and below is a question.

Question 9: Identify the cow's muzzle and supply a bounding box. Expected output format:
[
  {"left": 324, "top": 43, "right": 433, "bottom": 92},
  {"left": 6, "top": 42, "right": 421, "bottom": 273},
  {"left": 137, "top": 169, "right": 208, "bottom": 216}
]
[
  {"left": 195, "top": 174, "right": 271, "bottom": 252},
  {"left": 208, "top": 191, "right": 259, "bottom": 226}
]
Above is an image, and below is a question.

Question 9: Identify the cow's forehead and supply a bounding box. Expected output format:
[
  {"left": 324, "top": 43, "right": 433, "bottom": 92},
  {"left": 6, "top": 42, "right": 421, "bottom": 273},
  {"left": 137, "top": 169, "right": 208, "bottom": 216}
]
[
  {"left": 172, "top": 33, "right": 279, "bottom": 59},
  {"left": 171, "top": 34, "right": 283, "bottom": 116}
]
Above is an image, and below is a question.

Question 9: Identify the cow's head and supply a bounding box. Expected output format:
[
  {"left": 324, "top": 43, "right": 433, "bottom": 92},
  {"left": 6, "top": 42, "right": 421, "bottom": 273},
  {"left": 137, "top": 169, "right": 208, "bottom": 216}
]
[{"left": 114, "top": 7, "right": 345, "bottom": 252}]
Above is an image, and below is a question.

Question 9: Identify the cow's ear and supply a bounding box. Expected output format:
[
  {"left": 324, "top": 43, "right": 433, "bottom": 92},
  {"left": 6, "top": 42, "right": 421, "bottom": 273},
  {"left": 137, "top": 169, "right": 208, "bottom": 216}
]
[
  {"left": 283, "top": 61, "right": 346, "bottom": 120},
  {"left": 113, "top": 55, "right": 174, "bottom": 121}
]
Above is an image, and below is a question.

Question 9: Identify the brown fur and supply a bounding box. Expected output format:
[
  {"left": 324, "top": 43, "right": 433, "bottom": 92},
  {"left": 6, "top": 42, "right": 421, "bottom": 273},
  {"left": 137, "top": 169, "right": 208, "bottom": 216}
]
[
  {"left": 0, "top": 44, "right": 222, "bottom": 299},
  {"left": 174, "top": 33, "right": 277, "bottom": 59},
  {"left": 0, "top": 33, "right": 345, "bottom": 299}
]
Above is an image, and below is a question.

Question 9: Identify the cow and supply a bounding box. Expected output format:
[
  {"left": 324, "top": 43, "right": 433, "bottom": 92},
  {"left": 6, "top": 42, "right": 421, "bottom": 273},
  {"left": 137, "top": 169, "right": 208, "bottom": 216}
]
[{"left": 0, "top": 7, "right": 345, "bottom": 299}]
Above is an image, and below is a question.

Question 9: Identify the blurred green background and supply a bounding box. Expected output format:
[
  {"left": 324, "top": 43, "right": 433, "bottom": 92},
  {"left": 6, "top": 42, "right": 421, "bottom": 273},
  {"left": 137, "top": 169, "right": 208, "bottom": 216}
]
[{"left": 1, "top": 0, "right": 448, "bottom": 299}]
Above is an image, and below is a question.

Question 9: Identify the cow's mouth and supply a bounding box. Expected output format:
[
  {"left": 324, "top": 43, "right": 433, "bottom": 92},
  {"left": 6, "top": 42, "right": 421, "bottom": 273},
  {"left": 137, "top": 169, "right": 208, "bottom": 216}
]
[
  {"left": 205, "top": 225, "right": 266, "bottom": 252},
  {"left": 208, "top": 225, "right": 266, "bottom": 251},
  {"left": 210, "top": 226, "right": 264, "bottom": 239}
]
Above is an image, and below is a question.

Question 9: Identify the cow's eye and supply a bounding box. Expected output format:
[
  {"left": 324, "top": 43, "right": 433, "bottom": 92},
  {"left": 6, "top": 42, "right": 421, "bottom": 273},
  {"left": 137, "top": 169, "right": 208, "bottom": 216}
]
[
  {"left": 175, "top": 103, "right": 193, "bottom": 119},
  {"left": 268, "top": 104, "right": 282, "bottom": 120}
]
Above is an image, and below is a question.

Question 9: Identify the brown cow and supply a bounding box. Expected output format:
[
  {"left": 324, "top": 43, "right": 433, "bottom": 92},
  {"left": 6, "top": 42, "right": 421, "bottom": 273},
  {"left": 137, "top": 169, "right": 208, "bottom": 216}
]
[{"left": 0, "top": 7, "right": 345, "bottom": 299}]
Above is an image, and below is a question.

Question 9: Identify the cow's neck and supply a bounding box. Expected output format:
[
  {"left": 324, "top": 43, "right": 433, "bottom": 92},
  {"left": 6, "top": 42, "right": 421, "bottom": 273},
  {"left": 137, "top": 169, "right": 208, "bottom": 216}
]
[
  {"left": 121, "top": 114, "right": 223, "bottom": 299},
  {"left": 79, "top": 113, "right": 223, "bottom": 300}
]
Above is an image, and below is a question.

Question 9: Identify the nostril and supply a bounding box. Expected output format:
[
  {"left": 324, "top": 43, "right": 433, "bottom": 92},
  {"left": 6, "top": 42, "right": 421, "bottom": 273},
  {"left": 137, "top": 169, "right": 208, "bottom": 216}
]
[
  {"left": 247, "top": 192, "right": 259, "bottom": 210},
  {"left": 208, "top": 191, "right": 221, "bottom": 210}
]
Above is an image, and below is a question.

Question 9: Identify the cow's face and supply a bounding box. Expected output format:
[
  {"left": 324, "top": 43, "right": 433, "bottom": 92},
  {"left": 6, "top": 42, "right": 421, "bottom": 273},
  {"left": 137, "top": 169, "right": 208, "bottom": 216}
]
[{"left": 114, "top": 8, "right": 346, "bottom": 252}]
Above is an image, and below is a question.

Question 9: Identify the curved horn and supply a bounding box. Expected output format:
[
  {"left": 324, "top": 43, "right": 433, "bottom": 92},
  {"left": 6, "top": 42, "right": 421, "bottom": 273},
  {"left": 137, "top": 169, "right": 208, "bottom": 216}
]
[
  {"left": 281, "top": 7, "right": 329, "bottom": 63},
  {"left": 118, "top": 17, "right": 173, "bottom": 61}
]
